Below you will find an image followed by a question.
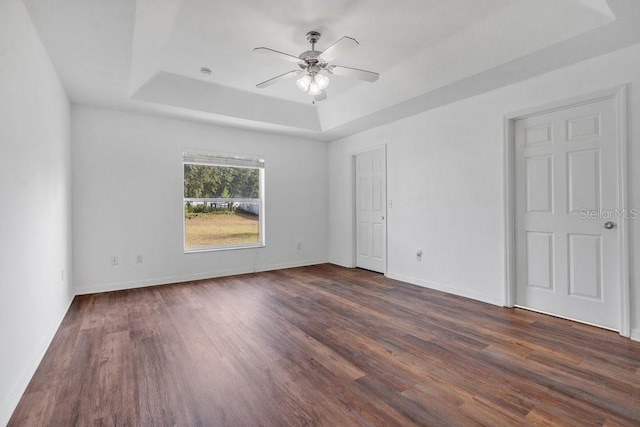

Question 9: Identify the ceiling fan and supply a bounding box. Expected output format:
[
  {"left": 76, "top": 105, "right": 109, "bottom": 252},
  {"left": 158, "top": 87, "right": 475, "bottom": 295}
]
[{"left": 254, "top": 31, "right": 379, "bottom": 102}]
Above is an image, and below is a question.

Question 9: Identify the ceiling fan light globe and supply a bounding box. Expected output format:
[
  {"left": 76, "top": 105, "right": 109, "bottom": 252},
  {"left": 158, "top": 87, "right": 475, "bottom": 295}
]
[
  {"left": 308, "top": 81, "right": 322, "bottom": 96},
  {"left": 315, "top": 73, "right": 330, "bottom": 90},
  {"left": 296, "top": 75, "right": 312, "bottom": 91}
]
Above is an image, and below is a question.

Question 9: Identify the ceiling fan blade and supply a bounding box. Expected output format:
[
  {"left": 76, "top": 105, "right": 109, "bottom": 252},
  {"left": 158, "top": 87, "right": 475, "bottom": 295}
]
[
  {"left": 256, "top": 70, "right": 302, "bottom": 88},
  {"left": 253, "top": 47, "right": 301, "bottom": 63},
  {"left": 314, "top": 92, "right": 327, "bottom": 102},
  {"left": 318, "top": 36, "right": 359, "bottom": 62},
  {"left": 329, "top": 65, "right": 379, "bottom": 82}
]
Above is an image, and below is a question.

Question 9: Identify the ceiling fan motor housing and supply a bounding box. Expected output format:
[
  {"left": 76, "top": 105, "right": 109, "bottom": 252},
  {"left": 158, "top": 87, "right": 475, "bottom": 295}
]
[{"left": 298, "top": 51, "right": 328, "bottom": 73}]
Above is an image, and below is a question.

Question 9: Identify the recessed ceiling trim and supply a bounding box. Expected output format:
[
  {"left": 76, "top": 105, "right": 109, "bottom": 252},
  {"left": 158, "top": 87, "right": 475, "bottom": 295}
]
[{"left": 132, "top": 72, "right": 321, "bottom": 131}]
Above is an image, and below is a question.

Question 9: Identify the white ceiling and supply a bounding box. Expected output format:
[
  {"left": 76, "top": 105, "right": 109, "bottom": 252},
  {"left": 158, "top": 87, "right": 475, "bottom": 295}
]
[{"left": 23, "top": 0, "right": 640, "bottom": 141}]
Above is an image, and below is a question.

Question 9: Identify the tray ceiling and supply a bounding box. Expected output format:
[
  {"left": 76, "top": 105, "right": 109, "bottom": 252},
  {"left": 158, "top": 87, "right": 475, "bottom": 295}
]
[{"left": 23, "top": 0, "right": 640, "bottom": 140}]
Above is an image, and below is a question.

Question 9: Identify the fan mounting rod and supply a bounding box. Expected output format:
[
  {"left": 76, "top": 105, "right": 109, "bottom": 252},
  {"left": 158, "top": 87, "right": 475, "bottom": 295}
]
[
  {"left": 299, "top": 31, "right": 327, "bottom": 74},
  {"left": 306, "top": 31, "right": 321, "bottom": 50}
]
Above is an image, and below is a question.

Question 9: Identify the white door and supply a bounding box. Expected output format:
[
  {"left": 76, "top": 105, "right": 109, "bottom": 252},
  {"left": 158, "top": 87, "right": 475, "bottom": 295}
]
[
  {"left": 355, "top": 148, "right": 386, "bottom": 273},
  {"left": 515, "top": 97, "right": 620, "bottom": 330}
]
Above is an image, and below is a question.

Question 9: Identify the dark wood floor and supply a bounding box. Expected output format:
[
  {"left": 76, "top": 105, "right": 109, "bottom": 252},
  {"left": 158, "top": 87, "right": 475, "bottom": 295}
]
[{"left": 9, "top": 264, "right": 640, "bottom": 426}]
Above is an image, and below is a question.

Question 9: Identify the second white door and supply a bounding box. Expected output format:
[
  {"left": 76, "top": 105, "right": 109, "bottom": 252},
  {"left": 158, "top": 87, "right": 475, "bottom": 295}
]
[
  {"left": 355, "top": 148, "right": 386, "bottom": 273},
  {"left": 514, "top": 97, "right": 621, "bottom": 330}
]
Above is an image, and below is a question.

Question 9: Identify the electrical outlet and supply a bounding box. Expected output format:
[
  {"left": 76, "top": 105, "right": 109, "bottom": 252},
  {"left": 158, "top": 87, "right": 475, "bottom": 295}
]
[
  {"left": 136, "top": 254, "right": 143, "bottom": 264},
  {"left": 416, "top": 249, "right": 422, "bottom": 261},
  {"left": 388, "top": 200, "right": 393, "bottom": 208},
  {"left": 297, "top": 243, "right": 301, "bottom": 250},
  {"left": 111, "top": 256, "right": 119, "bottom": 266}
]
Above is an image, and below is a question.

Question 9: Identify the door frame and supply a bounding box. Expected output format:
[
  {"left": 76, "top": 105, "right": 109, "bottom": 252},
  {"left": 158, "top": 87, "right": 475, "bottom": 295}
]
[
  {"left": 351, "top": 144, "right": 388, "bottom": 274},
  {"left": 503, "top": 85, "right": 630, "bottom": 337}
]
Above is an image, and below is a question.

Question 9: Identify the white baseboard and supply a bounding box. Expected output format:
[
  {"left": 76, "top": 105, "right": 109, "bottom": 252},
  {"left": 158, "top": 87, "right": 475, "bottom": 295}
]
[
  {"left": 630, "top": 329, "right": 640, "bottom": 342},
  {"left": 0, "top": 295, "right": 74, "bottom": 427},
  {"left": 75, "top": 259, "right": 328, "bottom": 295},
  {"left": 385, "top": 271, "right": 504, "bottom": 307}
]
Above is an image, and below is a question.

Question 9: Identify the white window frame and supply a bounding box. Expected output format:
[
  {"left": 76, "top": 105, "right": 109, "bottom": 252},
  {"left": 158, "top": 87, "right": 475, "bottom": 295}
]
[{"left": 183, "top": 151, "right": 265, "bottom": 253}]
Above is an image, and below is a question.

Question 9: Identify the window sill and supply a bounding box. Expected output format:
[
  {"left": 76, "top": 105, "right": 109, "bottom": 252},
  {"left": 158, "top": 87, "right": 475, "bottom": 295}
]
[{"left": 184, "top": 243, "right": 265, "bottom": 254}]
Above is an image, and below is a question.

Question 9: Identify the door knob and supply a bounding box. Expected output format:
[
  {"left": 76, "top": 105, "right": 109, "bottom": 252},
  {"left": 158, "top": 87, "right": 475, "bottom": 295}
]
[
  {"left": 604, "top": 221, "right": 616, "bottom": 229},
  {"left": 381, "top": 216, "right": 385, "bottom": 220}
]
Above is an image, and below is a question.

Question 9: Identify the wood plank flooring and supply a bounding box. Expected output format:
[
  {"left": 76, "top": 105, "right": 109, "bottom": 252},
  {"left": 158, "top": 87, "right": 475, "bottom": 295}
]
[{"left": 9, "top": 264, "right": 640, "bottom": 426}]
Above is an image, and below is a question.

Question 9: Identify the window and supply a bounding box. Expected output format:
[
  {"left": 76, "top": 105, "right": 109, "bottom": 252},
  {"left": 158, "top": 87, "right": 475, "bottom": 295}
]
[{"left": 183, "top": 152, "right": 264, "bottom": 251}]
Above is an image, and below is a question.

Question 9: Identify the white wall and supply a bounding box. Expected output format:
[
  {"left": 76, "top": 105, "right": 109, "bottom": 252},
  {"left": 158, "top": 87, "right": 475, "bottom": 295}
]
[
  {"left": 329, "top": 42, "right": 640, "bottom": 334},
  {"left": 71, "top": 106, "right": 328, "bottom": 293},
  {"left": 0, "top": 0, "right": 73, "bottom": 424}
]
